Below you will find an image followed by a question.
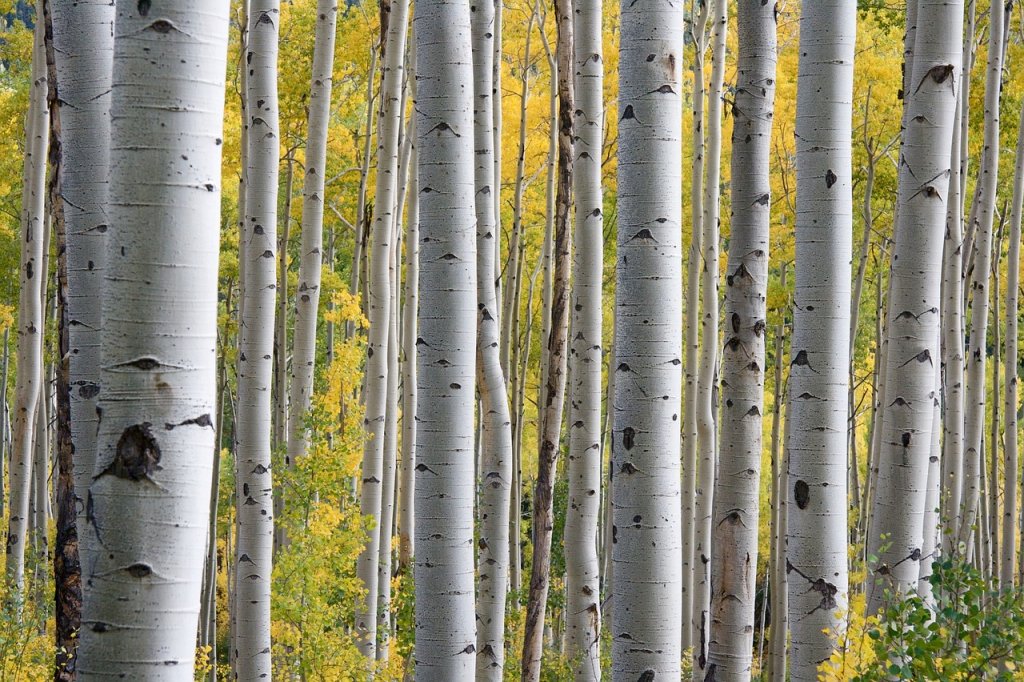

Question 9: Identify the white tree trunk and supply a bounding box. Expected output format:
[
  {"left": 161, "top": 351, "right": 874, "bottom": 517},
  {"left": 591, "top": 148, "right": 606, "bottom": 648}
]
[
  {"left": 959, "top": 0, "right": 1001, "bottom": 559},
  {"left": 76, "top": 1, "right": 229, "bottom": 675},
  {"left": 918, "top": 337, "right": 943, "bottom": 603},
  {"left": 867, "top": 0, "right": 964, "bottom": 611},
  {"left": 563, "top": 0, "right": 603, "bottom": 675},
  {"left": 413, "top": 0, "right": 478, "bottom": 675},
  {"left": 50, "top": 0, "right": 114, "bottom": 603},
  {"left": 234, "top": 1, "right": 280, "bottom": 677},
  {"left": 6, "top": 11, "right": 48, "bottom": 595},
  {"left": 612, "top": 0, "right": 683, "bottom": 677},
  {"left": 287, "top": 0, "right": 338, "bottom": 476},
  {"left": 707, "top": 2, "right": 776, "bottom": 678},
  {"left": 767, "top": 265, "right": 788, "bottom": 682},
  {"left": 355, "top": 0, "right": 409, "bottom": 657},
  {"left": 681, "top": 0, "right": 708, "bottom": 652},
  {"left": 1001, "top": 100, "right": 1024, "bottom": 590},
  {"left": 693, "top": 0, "right": 725, "bottom": 675},
  {"left": 786, "top": 1, "right": 856, "bottom": 678},
  {"left": 471, "top": 0, "right": 513, "bottom": 677}
]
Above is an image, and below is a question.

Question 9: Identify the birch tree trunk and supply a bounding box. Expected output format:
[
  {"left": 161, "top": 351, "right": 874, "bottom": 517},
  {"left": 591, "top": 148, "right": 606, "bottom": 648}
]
[
  {"left": 612, "top": 0, "right": 683, "bottom": 676},
  {"left": 767, "top": 265, "right": 788, "bottom": 682},
  {"left": 866, "top": 0, "right": 963, "bottom": 611},
  {"left": 6, "top": 11, "right": 48, "bottom": 596},
  {"left": 707, "top": 2, "right": 776, "bottom": 677},
  {"left": 413, "top": 0, "right": 478, "bottom": 675},
  {"left": 76, "top": 1, "right": 229, "bottom": 675},
  {"left": 356, "top": 0, "right": 409, "bottom": 656},
  {"left": 786, "top": 1, "right": 856, "bottom": 677},
  {"left": 471, "top": 0, "right": 513, "bottom": 677},
  {"left": 694, "top": 1, "right": 725, "bottom": 674},
  {"left": 288, "top": 0, "right": 337, "bottom": 471},
  {"left": 562, "top": 0, "right": 603, "bottom": 674},
  {"left": 959, "top": 0, "right": 1001, "bottom": 557},
  {"left": 1001, "top": 101, "right": 1024, "bottom": 590},
  {"left": 49, "top": 0, "right": 114, "bottom": 625},
  {"left": 234, "top": 1, "right": 280, "bottom": 677},
  {"left": 681, "top": 0, "right": 708, "bottom": 652}
]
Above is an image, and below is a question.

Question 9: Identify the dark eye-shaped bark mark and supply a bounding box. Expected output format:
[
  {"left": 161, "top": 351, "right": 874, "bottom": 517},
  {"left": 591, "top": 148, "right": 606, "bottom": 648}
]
[
  {"left": 794, "top": 480, "right": 810, "bottom": 509},
  {"left": 97, "top": 423, "right": 162, "bottom": 483}
]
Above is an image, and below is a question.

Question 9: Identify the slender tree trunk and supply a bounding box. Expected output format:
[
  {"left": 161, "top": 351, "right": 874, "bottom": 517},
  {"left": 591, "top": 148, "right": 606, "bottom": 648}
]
[
  {"left": 767, "top": 265, "right": 788, "bottom": 682},
  {"left": 989, "top": 228, "right": 1003, "bottom": 580},
  {"left": 918, "top": 333, "right": 943, "bottom": 603},
  {"left": 471, "top": 0, "right": 514, "bottom": 677},
  {"left": 612, "top": 0, "right": 684, "bottom": 676},
  {"left": 522, "top": 0, "right": 573, "bottom": 675},
  {"left": 48, "top": 0, "right": 113, "bottom": 670},
  {"left": 288, "top": 0, "right": 337, "bottom": 473},
  {"left": 76, "top": 2, "right": 229, "bottom": 675},
  {"left": 234, "top": 1, "right": 280, "bottom": 677},
  {"left": 6, "top": 10, "right": 48, "bottom": 597},
  {"left": 960, "top": 0, "right": 1002, "bottom": 557},
  {"left": 693, "top": 1, "right": 725, "bottom": 675},
  {"left": 681, "top": 0, "right": 708, "bottom": 652},
  {"left": 355, "top": 0, "right": 409, "bottom": 657},
  {"left": 787, "top": 1, "right": 856, "bottom": 678},
  {"left": 707, "top": 3, "right": 776, "bottom": 678},
  {"left": 413, "top": 0, "right": 478, "bottom": 675},
  {"left": 1002, "top": 101, "right": 1024, "bottom": 590},
  {"left": 867, "top": 0, "right": 964, "bottom": 611},
  {"left": 274, "top": 154, "right": 293, "bottom": 467},
  {"left": 562, "top": 0, "right": 603, "bottom": 674}
]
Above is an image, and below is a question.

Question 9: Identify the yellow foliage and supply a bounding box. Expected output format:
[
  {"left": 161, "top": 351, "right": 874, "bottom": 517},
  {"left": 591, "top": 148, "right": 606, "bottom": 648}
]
[{"left": 818, "top": 592, "right": 881, "bottom": 682}]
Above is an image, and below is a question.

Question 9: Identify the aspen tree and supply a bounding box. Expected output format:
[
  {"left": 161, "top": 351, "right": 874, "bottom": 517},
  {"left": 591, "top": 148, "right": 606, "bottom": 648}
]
[
  {"left": 234, "top": 0, "right": 280, "bottom": 677},
  {"left": 6, "top": 9, "right": 47, "bottom": 596},
  {"left": 356, "top": 0, "right": 409, "bottom": 656},
  {"left": 413, "top": 0, "right": 478, "bottom": 675},
  {"left": 707, "top": 1, "right": 776, "bottom": 677},
  {"left": 693, "top": 0, "right": 725, "bottom": 675},
  {"left": 867, "top": 0, "right": 964, "bottom": 611},
  {"left": 563, "top": 0, "right": 603, "bottom": 673},
  {"left": 471, "top": 0, "right": 513, "bottom": 676},
  {"left": 787, "top": 1, "right": 856, "bottom": 677},
  {"left": 612, "top": 0, "right": 684, "bottom": 676},
  {"left": 76, "top": 0, "right": 229, "bottom": 675}
]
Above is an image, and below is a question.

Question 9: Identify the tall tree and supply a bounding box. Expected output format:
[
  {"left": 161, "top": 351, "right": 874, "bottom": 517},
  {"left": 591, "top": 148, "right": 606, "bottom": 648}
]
[
  {"left": 413, "top": 0, "right": 478, "bottom": 675},
  {"left": 693, "top": 0, "right": 725, "bottom": 675},
  {"left": 75, "top": 0, "right": 229, "bottom": 675},
  {"left": 355, "top": 0, "right": 409, "bottom": 657},
  {"left": 786, "top": 0, "right": 856, "bottom": 678},
  {"left": 867, "top": 0, "right": 963, "bottom": 611},
  {"left": 234, "top": 0, "right": 280, "bottom": 677},
  {"left": 612, "top": 0, "right": 683, "bottom": 676},
  {"left": 562, "top": 0, "right": 603, "bottom": 673},
  {"left": 521, "top": 0, "right": 573, "bottom": 675},
  {"left": 707, "top": 0, "right": 776, "bottom": 677},
  {"left": 6, "top": 6, "right": 47, "bottom": 596},
  {"left": 471, "top": 0, "right": 513, "bottom": 676}
]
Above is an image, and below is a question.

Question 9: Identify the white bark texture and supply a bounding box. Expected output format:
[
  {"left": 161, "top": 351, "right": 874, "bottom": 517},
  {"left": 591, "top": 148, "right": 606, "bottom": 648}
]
[
  {"left": 612, "top": 0, "right": 683, "bottom": 677},
  {"left": 958, "top": 0, "right": 999, "bottom": 559},
  {"left": 288, "top": 0, "right": 338, "bottom": 484},
  {"left": 563, "top": 0, "right": 603, "bottom": 673},
  {"left": 1001, "top": 101, "right": 1024, "bottom": 589},
  {"left": 471, "top": 0, "right": 513, "bottom": 677},
  {"left": 867, "top": 0, "right": 963, "bottom": 611},
  {"left": 707, "top": 1, "right": 776, "bottom": 677},
  {"left": 694, "top": 0, "right": 725, "bottom": 674},
  {"left": 413, "top": 0, "right": 478, "bottom": 676},
  {"left": 355, "top": 0, "right": 409, "bottom": 656},
  {"left": 234, "top": 1, "right": 280, "bottom": 678},
  {"left": 76, "top": 1, "right": 229, "bottom": 676},
  {"left": 50, "top": 0, "right": 114, "bottom": 597},
  {"left": 786, "top": 1, "right": 856, "bottom": 678},
  {"left": 6, "top": 12, "right": 47, "bottom": 594}
]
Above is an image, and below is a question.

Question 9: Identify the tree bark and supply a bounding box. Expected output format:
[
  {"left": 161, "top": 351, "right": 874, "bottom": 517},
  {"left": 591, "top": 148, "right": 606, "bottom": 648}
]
[
  {"left": 612, "top": 0, "right": 684, "bottom": 677},
  {"left": 787, "top": 1, "right": 856, "bottom": 678},
  {"left": 75, "top": 1, "right": 229, "bottom": 675},
  {"left": 707, "top": 2, "right": 776, "bottom": 677},
  {"left": 767, "top": 264, "right": 788, "bottom": 682},
  {"left": 867, "top": 0, "right": 964, "bottom": 611},
  {"left": 413, "top": 0, "right": 478, "bottom": 675}
]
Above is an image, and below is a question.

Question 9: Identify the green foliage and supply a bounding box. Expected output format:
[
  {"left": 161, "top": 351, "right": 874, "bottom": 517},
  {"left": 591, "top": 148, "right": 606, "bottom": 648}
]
[{"left": 851, "top": 558, "right": 1024, "bottom": 681}]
